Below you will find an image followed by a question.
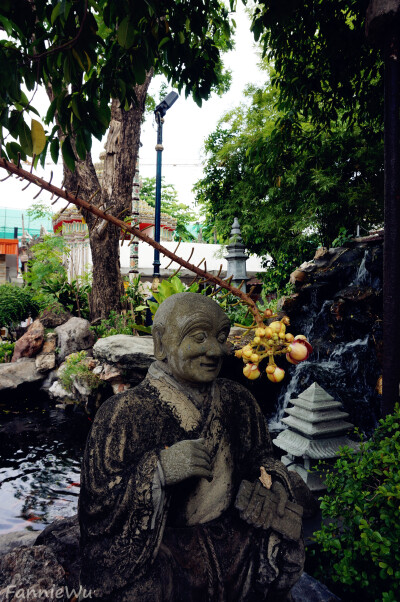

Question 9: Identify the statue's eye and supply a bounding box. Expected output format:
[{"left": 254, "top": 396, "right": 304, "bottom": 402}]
[
  {"left": 218, "top": 333, "right": 228, "bottom": 343},
  {"left": 193, "top": 332, "right": 206, "bottom": 343}
]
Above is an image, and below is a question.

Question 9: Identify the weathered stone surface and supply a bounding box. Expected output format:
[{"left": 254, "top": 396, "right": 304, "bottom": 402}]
[
  {"left": 313, "top": 247, "right": 329, "bottom": 260},
  {"left": 35, "top": 516, "right": 80, "bottom": 591},
  {"left": 291, "top": 572, "right": 341, "bottom": 601},
  {"left": 48, "top": 381, "right": 75, "bottom": 404},
  {"left": 0, "top": 359, "right": 43, "bottom": 393},
  {"left": 0, "top": 545, "right": 66, "bottom": 601},
  {"left": 93, "top": 335, "right": 155, "bottom": 385},
  {"left": 0, "top": 532, "right": 37, "bottom": 557},
  {"left": 290, "top": 269, "right": 309, "bottom": 286},
  {"left": 39, "top": 307, "right": 71, "bottom": 329},
  {"left": 35, "top": 353, "right": 56, "bottom": 373},
  {"left": 11, "top": 320, "right": 44, "bottom": 362},
  {"left": 55, "top": 317, "right": 95, "bottom": 362}
]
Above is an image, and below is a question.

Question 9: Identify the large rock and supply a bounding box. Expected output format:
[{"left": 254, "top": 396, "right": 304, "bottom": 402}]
[
  {"left": 0, "top": 532, "right": 37, "bottom": 557},
  {"left": 0, "top": 359, "right": 43, "bottom": 393},
  {"left": 93, "top": 335, "right": 155, "bottom": 385},
  {"left": 11, "top": 320, "right": 44, "bottom": 362},
  {"left": 39, "top": 307, "right": 71, "bottom": 329},
  {"left": 0, "top": 545, "right": 66, "bottom": 601},
  {"left": 55, "top": 318, "right": 95, "bottom": 362}
]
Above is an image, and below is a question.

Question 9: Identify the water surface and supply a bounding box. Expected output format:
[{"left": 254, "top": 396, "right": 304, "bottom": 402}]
[{"left": 0, "top": 398, "right": 91, "bottom": 534}]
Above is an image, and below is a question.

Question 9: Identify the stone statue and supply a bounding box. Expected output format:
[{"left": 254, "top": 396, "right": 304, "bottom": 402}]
[{"left": 78, "top": 293, "right": 305, "bottom": 601}]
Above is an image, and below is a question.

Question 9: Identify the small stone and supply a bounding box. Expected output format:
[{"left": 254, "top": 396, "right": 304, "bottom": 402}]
[
  {"left": 111, "top": 382, "right": 131, "bottom": 394},
  {"left": 35, "top": 353, "right": 56, "bottom": 373}
]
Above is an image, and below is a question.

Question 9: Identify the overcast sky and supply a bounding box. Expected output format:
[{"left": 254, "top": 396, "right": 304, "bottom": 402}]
[{"left": 0, "top": 3, "right": 264, "bottom": 216}]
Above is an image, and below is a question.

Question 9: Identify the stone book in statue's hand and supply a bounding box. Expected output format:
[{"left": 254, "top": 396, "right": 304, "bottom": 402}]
[{"left": 235, "top": 479, "right": 303, "bottom": 541}]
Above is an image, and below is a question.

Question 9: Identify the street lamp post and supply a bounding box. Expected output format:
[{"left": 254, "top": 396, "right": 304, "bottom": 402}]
[{"left": 153, "top": 91, "right": 179, "bottom": 279}]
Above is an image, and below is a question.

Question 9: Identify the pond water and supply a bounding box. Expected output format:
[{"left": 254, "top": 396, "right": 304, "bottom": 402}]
[{"left": 0, "top": 397, "right": 91, "bottom": 534}]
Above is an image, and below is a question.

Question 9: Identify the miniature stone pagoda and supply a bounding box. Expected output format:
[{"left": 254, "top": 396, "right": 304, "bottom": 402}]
[
  {"left": 224, "top": 217, "right": 249, "bottom": 288},
  {"left": 274, "top": 382, "right": 359, "bottom": 491}
]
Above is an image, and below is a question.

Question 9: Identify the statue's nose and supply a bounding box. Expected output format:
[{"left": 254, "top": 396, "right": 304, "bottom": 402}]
[{"left": 205, "top": 338, "right": 223, "bottom": 358}]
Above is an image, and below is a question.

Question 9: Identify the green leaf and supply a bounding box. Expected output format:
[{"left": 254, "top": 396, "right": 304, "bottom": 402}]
[
  {"left": 31, "top": 119, "right": 46, "bottom": 155},
  {"left": 117, "top": 17, "right": 136, "bottom": 49},
  {"left": 19, "top": 120, "right": 33, "bottom": 156},
  {"left": 62, "top": 136, "right": 75, "bottom": 171},
  {"left": 71, "top": 96, "right": 81, "bottom": 120},
  {"left": 51, "top": 3, "right": 62, "bottom": 25},
  {"left": 158, "top": 37, "right": 170, "bottom": 49},
  {"left": 50, "top": 137, "right": 59, "bottom": 164},
  {"left": 75, "top": 131, "right": 87, "bottom": 160}
]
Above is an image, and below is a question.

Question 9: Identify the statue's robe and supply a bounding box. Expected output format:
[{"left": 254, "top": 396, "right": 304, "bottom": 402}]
[{"left": 78, "top": 362, "right": 304, "bottom": 601}]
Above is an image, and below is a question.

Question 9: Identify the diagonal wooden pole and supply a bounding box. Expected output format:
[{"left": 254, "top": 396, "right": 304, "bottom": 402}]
[{"left": 0, "top": 157, "right": 263, "bottom": 325}]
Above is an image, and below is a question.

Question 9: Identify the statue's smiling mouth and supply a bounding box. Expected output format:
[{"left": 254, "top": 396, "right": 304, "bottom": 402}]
[{"left": 200, "top": 362, "right": 219, "bottom": 369}]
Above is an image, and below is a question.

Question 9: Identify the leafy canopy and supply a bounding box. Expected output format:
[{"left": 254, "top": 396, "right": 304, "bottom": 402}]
[
  {"left": 251, "top": 0, "right": 382, "bottom": 129},
  {"left": 194, "top": 69, "right": 383, "bottom": 291},
  {"left": 0, "top": 0, "right": 234, "bottom": 167}
]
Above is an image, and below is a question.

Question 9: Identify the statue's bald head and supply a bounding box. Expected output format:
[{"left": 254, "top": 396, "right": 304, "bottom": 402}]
[{"left": 152, "top": 293, "right": 230, "bottom": 383}]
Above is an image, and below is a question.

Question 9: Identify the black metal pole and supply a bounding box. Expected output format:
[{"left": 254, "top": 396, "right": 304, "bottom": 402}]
[
  {"left": 382, "top": 29, "right": 400, "bottom": 416},
  {"left": 153, "top": 111, "right": 163, "bottom": 278}
]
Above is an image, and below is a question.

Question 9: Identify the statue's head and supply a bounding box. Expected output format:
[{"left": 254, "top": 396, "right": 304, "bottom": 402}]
[{"left": 152, "top": 293, "right": 230, "bottom": 384}]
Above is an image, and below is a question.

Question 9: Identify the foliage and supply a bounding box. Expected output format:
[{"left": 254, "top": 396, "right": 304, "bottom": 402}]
[
  {"left": 0, "top": 341, "right": 15, "bottom": 363},
  {"left": 24, "top": 235, "right": 68, "bottom": 297},
  {"left": 26, "top": 201, "right": 53, "bottom": 221},
  {"left": 140, "top": 176, "right": 198, "bottom": 242},
  {"left": 120, "top": 276, "right": 148, "bottom": 326},
  {"left": 311, "top": 408, "right": 400, "bottom": 601},
  {"left": 0, "top": 0, "right": 234, "bottom": 167},
  {"left": 148, "top": 275, "right": 199, "bottom": 316},
  {"left": 59, "top": 351, "right": 103, "bottom": 393},
  {"left": 90, "top": 310, "right": 151, "bottom": 339},
  {"left": 251, "top": 0, "right": 382, "bottom": 130},
  {"left": 213, "top": 291, "right": 254, "bottom": 327},
  {"left": 332, "top": 227, "right": 354, "bottom": 248},
  {"left": 39, "top": 273, "right": 91, "bottom": 320},
  {"left": 0, "top": 283, "right": 39, "bottom": 331},
  {"left": 194, "top": 75, "right": 383, "bottom": 284}
]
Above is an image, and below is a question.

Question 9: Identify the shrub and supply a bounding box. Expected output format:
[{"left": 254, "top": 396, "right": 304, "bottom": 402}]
[
  {"left": 147, "top": 275, "right": 199, "bottom": 316},
  {"left": 59, "top": 351, "right": 103, "bottom": 393},
  {"left": 90, "top": 310, "right": 151, "bottom": 339},
  {"left": 39, "top": 273, "right": 91, "bottom": 319},
  {"left": 0, "top": 283, "right": 39, "bottom": 331},
  {"left": 311, "top": 407, "right": 400, "bottom": 602},
  {"left": 0, "top": 341, "right": 15, "bottom": 363}
]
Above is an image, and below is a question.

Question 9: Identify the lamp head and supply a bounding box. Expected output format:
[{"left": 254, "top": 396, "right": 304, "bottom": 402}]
[{"left": 155, "top": 91, "right": 179, "bottom": 117}]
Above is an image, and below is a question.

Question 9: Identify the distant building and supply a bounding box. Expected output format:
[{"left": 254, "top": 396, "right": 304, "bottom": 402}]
[
  {"left": 52, "top": 199, "right": 177, "bottom": 282},
  {"left": 0, "top": 207, "right": 53, "bottom": 284}
]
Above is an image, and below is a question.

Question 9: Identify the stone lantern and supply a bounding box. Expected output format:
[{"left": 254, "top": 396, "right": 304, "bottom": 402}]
[
  {"left": 224, "top": 217, "right": 248, "bottom": 288},
  {"left": 274, "top": 382, "right": 359, "bottom": 491}
]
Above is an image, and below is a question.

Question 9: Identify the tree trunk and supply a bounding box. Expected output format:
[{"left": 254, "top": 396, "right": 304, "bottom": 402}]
[{"left": 49, "top": 71, "right": 153, "bottom": 321}]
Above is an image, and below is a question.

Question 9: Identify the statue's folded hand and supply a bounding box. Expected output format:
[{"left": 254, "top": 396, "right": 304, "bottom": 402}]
[
  {"left": 235, "top": 479, "right": 288, "bottom": 529},
  {"left": 159, "top": 438, "right": 212, "bottom": 486}
]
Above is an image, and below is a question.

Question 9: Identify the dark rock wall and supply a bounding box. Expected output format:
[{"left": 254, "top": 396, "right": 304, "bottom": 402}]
[
  {"left": 277, "top": 239, "right": 383, "bottom": 434},
  {"left": 221, "top": 238, "right": 383, "bottom": 434}
]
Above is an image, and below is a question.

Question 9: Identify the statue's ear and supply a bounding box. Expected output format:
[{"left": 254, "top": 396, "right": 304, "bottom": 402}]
[{"left": 153, "top": 325, "right": 167, "bottom": 360}]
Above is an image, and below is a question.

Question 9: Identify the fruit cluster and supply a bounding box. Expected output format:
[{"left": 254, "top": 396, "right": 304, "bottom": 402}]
[{"left": 234, "top": 315, "right": 312, "bottom": 382}]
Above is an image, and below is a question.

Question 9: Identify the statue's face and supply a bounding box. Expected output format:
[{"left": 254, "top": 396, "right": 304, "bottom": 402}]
[{"left": 164, "top": 303, "right": 230, "bottom": 384}]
